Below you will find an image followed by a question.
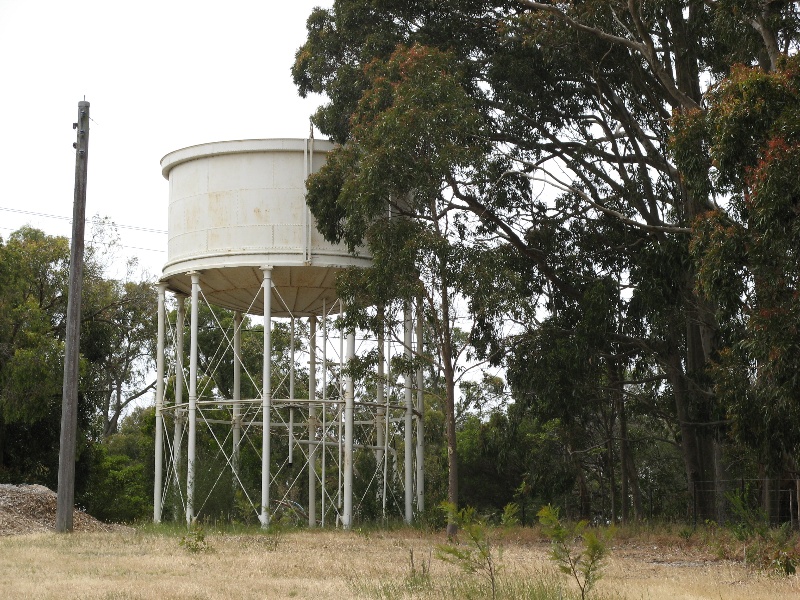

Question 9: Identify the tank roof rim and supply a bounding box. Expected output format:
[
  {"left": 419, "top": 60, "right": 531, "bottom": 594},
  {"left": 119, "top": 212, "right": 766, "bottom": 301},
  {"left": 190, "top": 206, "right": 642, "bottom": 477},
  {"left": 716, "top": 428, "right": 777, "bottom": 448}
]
[{"left": 160, "top": 138, "right": 336, "bottom": 179}]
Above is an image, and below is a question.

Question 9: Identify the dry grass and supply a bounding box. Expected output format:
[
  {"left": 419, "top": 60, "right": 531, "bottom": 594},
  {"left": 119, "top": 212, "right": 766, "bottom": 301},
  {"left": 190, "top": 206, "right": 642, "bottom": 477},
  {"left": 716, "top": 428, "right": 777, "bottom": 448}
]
[{"left": 0, "top": 526, "right": 797, "bottom": 599}]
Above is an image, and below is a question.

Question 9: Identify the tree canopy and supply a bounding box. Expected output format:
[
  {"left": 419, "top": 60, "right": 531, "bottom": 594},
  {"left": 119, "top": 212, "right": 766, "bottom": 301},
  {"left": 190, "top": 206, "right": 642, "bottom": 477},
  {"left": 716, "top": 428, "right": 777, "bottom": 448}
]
[
  {"left": 0, "top": 226, "right": 157, "bottom": 519},
  {"left": 294, "top": 0, "right": 800, "bottom": 522}
]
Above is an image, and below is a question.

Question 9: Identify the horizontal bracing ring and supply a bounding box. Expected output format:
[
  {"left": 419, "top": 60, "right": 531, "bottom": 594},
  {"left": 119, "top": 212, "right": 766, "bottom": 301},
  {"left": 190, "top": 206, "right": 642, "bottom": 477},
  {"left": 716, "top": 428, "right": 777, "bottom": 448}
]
[{"left": 161, "top": 397, "right": 411, "bottom": 412}]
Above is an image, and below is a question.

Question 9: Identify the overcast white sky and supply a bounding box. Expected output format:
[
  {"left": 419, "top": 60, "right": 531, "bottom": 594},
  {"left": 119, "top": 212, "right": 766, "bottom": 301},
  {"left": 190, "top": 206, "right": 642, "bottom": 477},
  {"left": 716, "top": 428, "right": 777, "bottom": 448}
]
[{"left": 0, "top": 0, "right": 333, "bottom": 278}]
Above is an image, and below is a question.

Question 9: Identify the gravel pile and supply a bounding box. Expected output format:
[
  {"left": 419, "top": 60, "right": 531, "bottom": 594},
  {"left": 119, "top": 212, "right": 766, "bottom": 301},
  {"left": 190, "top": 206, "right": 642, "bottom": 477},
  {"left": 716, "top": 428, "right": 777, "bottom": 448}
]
[{"left": 0, "top": 484, "right": 119, "bottom": 535}]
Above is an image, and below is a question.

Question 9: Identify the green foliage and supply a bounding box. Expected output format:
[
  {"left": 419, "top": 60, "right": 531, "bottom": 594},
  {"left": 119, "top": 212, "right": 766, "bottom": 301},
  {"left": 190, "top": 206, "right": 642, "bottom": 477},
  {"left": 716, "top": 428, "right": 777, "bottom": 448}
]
[
  {"left": 81, "top": 406, "right": 155, "bottom": 523},
  {"left": 685, "top": 56, "right": 800, "bottom": 468},
  {"left": 436, "top": 503, "right": 502, "bottom": 600},
  {"left": 304, "top": 42, "right": 484, "bottom": 254},
  {"left": 769, "top": 532, "right": 798, "bottom": 577},
  {"left": 82, "top": 277, "right": 156, "bottom": 438},
  {"left": 0, "top": 229, "right": 88, "bottom": 491},
  {"left": 456, "top": 400, "right": 583, "bottom": 523},
  {"left": 0, "top": 224, "right": 158, "bottom": 514},
  {"left": 82, "top": 446, "right": 148, "bottom": 523},
  {"left": 678, "top": 526, "right": 694, "bottom": 542},
  {"left": 727, "top": 488, "right": 770, "bottom": 543},
  {"left": 706, "top": 61, "right": 800, "bottom": 191},
  {"left": 0, "top": 227, "right": 69, "bottom": 426},
  {"left": 179, "top": 523, "right": 212, "bottom": 553},
  {"left": 537, "top": 505, "right": 612, "bottom": 600},
  {"left": 291, "top": 0, "right": 800, "bottom": 527},
  {"left": 501, "top": 502, "right": 520, "bottom": 528},
  {"left": 298, "top": 11, "right": 491, "bottom": 528},
  {"left": 670, "top": 108, "right": 713, "bottom": 204},
  {"left": 725, "top": 490, "right": 799, "bottom": 575}
]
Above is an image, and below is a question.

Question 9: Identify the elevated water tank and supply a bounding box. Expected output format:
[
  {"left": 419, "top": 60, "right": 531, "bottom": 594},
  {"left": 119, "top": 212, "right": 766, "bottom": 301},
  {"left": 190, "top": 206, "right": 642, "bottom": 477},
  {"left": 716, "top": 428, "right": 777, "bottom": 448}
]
[{"left": 160, "top": 139, "right": 369, "bottom": 316}]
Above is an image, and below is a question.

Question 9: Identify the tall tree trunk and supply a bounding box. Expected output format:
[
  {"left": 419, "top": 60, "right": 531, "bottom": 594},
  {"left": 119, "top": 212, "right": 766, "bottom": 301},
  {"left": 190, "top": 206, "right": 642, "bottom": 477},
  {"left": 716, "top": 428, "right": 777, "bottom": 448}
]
[
  {"left": 621, "top": 454, "right": 629, "bottom": 523},
  {"left": 613, "top": 357, "right": 642, "bottom": 519},
  {"left": 607, "top": 438, "right": 617, "bottom": 523},
  {"left": 439, "top": 268, "right": 459, "bottom": 537},
  {"left": 760, "top": 463, "right": 773, "bottom": 524},
  {"left": 605, "top": 405, "right": 617, "bottom": 523},
  {"left": 713, "top": 433, "right": 729, "bottom": 524},
  {"left": 599, "top": 456, "right": 606, "bottom": 519},
  {"left": 796, "top": 478, "right": 800, "bottom": 528},
  {"left": 619, "top": 395, "right": 643, "bottom": 521},
  {"left": 610, "top": 360, "right": 634, "bottom": 523},
  {"left": 102, "top": 381, "right": 112, "bottom": 436},
  {"left": 570, "top": 445, "right": 592, "bottom": 520},
  {"left": 624, "top": 444, "right": 643, "bottom": 520},
  {"left": 444, "top": 357, "right": 458, "bottom": 536},
  {"left": 666, "top": 349, "right": 713, "bottom": 520},
  {"left": 669, "top": 1, "right": 721, "bottom": 523},
  {"left": 685, "top": 306, "right": 718, "bottom": 520},
  {"left": 666, "top": 1, "right": 703, "bottom": 104}
]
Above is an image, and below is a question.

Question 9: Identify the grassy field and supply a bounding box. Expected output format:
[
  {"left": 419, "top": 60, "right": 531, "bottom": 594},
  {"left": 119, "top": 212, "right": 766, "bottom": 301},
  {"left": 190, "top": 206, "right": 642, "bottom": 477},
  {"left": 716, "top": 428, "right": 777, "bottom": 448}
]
[{"left": 0, "top": 525, "right": 798, "bottom": 599}]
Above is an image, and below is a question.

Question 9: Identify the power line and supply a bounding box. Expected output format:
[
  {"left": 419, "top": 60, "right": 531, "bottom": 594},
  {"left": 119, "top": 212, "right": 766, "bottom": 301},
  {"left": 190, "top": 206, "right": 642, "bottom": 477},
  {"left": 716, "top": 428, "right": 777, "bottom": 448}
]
[
  {"left": 1, "top": 206, "right": 70, "bottom": 222},
  {"left": 0, "top": 205, "right": 167, "bottom": 234},
  {"left": 122, "top": 245, "right": 166, "bottom": 253},
  {"left": 1, "top": 223, "right": 166, "bottom": 253}
]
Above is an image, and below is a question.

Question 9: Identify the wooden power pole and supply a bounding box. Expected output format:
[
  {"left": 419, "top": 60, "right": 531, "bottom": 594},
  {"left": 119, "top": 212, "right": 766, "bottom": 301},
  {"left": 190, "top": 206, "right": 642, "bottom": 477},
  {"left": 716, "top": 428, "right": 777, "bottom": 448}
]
[{"left": 56, "top": 100, "right": 90, "bottom": 532}]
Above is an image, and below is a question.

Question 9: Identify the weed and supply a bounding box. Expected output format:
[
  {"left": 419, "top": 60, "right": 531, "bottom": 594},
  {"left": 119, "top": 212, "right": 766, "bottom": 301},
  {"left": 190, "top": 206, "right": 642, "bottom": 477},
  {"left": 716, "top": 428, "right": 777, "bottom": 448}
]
[
  {"left": 678, "top": 526, "right": 694, "bottom": 542},
  {"left": 537, "top": 505, "right": 613, "bottom": 600},
  {"left": 260, "top": 511, "right": 294, "bottom": 551},
  {"left": 436, "top": 503, "right": 502, "bottom": 600},
  {"left": 770, "top": 545, "right": 797, "bottom": 575},
  {"left": 179, "top": 523, "right": 212, "bottom": 553},
  {"left": 501, "top": 502, "right": 520, "bottom": 528},
  {"left": 406, "top": 547, "right": 433, "bottom": 592},
  {"left": 348, "top": 567, "right": 579, "bottom": 600}
]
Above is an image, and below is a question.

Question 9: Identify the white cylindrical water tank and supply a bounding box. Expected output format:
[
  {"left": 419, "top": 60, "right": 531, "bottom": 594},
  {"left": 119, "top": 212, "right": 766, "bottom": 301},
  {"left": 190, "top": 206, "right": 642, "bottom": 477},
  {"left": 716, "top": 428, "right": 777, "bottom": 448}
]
[{"left": 160, "top": 139, "right": 369, "bottom": 316}]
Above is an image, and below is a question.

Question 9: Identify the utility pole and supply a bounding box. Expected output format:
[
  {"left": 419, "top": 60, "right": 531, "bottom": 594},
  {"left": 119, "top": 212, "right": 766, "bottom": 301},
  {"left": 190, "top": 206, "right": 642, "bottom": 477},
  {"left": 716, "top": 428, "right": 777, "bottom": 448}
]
[{"left": 56, "top": 100, "right": 90, "bottom": 532}]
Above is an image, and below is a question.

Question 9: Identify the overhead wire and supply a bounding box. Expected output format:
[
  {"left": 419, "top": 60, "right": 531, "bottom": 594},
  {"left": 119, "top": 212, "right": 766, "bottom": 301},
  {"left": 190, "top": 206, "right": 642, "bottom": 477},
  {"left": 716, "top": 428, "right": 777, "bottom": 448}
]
[
  {"left": 0, "top": 205, "right": 167, "bottom": 253},
  {"left": 0, "top": 205, "right": 168, "bottom": 234}
]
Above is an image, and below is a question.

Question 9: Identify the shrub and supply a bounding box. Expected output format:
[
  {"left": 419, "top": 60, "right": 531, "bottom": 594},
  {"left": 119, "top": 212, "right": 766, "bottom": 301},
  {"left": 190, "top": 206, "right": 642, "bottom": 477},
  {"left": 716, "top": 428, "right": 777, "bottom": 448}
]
[{"left": 537, "top": 504, "right": 613, "bottom": 600}]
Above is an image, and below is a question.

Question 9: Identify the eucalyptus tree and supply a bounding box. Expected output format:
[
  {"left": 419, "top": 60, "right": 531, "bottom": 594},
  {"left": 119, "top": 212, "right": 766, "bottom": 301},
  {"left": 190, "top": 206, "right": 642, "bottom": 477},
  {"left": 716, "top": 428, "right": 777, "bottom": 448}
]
[
  {"left": 294, "top": 0, "right": 800, "bottom": 520},
  {"left": 299, "top": 41, "right": 496, "bottom": 529},
  {"left": 0, "top": 227, "right": 71, "bottom": 483},
  {"left": 678, "top": 54, "right": 800, "bottom": 515},
  {"left": 82, "top": 277, "right": 157, "bottom": 438},
  {"left": 0, "top": 225, "right": 161, "bottom": 498}
]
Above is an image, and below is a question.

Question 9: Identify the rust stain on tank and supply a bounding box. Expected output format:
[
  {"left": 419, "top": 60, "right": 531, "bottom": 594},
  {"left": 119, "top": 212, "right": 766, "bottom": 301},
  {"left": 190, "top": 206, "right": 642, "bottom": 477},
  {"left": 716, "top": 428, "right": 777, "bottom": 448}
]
[
  {"left": 253, "top": 206, "right": 270, "bottom": 222},
  {"left": 182, "top": 197, "right": 202, "bottom": 233},
  {"left": 207, "top": 191, "right": 231, "bottom": 226}
]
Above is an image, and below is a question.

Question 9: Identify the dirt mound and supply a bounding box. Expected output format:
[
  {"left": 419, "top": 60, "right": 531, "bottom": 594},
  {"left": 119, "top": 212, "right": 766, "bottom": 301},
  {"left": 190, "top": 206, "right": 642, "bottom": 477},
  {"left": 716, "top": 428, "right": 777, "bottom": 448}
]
[{"left": 0, "top": 484, "right": 120, "bottom": 535}]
